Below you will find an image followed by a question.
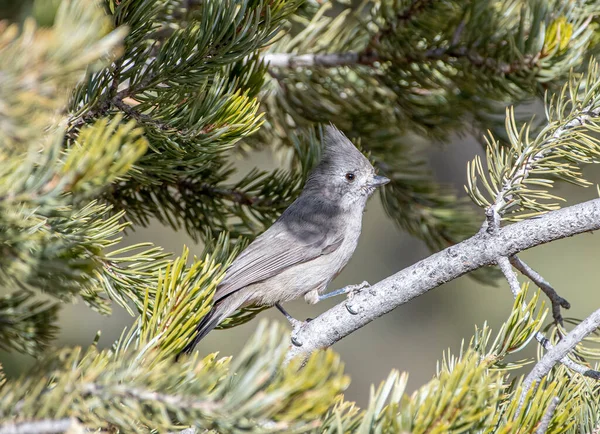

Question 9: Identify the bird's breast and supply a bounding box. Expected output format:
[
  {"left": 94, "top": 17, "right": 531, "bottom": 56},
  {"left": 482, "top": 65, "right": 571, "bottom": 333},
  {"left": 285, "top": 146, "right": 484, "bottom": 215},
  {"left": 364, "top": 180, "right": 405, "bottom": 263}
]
[{"left": 243, "top": 211, "right": 364, "bottom": 306}]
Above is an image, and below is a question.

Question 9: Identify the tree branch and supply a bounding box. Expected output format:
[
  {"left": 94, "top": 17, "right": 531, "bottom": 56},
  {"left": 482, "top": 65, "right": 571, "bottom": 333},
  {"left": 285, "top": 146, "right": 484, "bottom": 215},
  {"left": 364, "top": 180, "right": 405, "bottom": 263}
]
[
  {"left": 519, "top": 308, "right": 600, "bottom": 411},
  {"left": 112, "top": 99, "right": 170, "bottom": 131},
  {"left": 81, "top": 383, "right": 218, "bottom": 412},
  {"left": 497, "top": 256, "right": 521, "bottom": 297},
  {"left": 263, "top": 52, "right": 379, "bottom": 68},
  {"left": 534, "top": 396, "right": 559, "bottom": 434},
  {"left": 186, "top": 181, "right": 275, "bottom": 208},
  {"left": 534, "top": 333, "right": 600, "bottom": 380},
  {"left": 0, "top": 419, "right": 80, "bottom": 434},
  {"left": 286, "top": 198, "right": 600, "bottom": 361},
  {"left": 396, "top": 0, "right": 434, "bottom": 22},
  {"left": 510, "top": 255, "right": 570, "bottom": 324},
  {"left": 262, "top": 47, "right": 530, "bottom": 74},
  {"left": 496, "top": 252, "right": 599, "bottom": 381}
]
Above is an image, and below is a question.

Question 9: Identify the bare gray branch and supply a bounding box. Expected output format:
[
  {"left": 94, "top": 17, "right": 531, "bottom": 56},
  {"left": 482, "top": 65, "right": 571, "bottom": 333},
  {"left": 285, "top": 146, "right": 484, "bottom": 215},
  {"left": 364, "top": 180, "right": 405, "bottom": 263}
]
[
  {"left": 510, "top": 256, "right": 570, "bottom": 324},
  {"left": 287, "top": 198, "right": 600, "bottom": 361},
  {"left": 534, "top": 397, "right": 559, "bottom": 434},
  {"left": 520, "top": 308, "right": 600, "bottom": 411},
  {"left": 534, "top": 333, "right": 600, "bottom": 379},
  {"left": 0, "top": 419, "right": 80, "bottom": 434},
  {"left": 498, "top": 252, "right": 596, "bottom": 380},
  {"left": 498, "top": 256, "right": 521, "bottom": 297},
  {"left": 263, "top": 52, "right": 378, "bottom": 68}
]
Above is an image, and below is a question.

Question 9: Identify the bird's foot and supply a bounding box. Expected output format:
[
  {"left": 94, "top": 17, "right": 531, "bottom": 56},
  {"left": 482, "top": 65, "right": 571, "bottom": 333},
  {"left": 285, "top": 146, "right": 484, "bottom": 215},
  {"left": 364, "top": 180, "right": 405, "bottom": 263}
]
[
  {"left": 344, "top": 281, "right": 371, "bottom": 315},
  {"left": 290, "top": 318, "right": 312, "bottom": 347},
  {"left": 346, "top": 281, "right": 370, "bottom": 300},
  {"left": 275, "top": 303, "right": 311, "bottom": 346},
  {"left": 317, "top": 281, "right": 370, "bottom": 302}
]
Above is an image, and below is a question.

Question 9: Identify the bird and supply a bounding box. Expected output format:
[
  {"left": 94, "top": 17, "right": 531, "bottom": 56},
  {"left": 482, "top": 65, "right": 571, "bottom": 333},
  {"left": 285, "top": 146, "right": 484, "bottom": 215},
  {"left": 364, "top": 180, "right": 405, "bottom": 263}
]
[{"left": 180, "top": 125, "right": 390, "bottom": 355}]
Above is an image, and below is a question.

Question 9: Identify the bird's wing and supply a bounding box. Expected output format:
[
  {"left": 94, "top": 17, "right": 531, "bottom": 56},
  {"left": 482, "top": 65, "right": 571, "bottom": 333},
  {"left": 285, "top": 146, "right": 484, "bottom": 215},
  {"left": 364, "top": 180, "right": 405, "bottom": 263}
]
[{"left": 214, "top": 223, "right": 343, "bottom": 303}]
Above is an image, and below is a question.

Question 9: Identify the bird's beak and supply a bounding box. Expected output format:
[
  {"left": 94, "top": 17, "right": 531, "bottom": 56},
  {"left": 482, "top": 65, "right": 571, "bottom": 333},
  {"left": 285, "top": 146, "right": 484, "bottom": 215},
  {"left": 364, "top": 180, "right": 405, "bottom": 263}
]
[{"left": 369, "top": 175, "right": 390, "bottom": 188}]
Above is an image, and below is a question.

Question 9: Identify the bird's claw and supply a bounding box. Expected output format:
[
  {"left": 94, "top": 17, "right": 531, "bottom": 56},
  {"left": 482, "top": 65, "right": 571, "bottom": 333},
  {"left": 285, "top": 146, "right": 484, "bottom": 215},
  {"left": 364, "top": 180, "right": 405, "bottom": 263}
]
[
  {"left": 347, "top": 281, "right": 370, "bottom": 300},
  {"left": 290, "top": 319, "right": 312, "bottom": 347},
  {"left": 287, "top": 318, "right": 305, "bottom": 329},
  {"left": 291, "top": 335, "right": 303, "bottom": 347},
  {"left": 344, "top": 281, "right": 370, "bottom": 314},
  {"left": 345, "top": 303, "right": 359, "bottom": 315}
]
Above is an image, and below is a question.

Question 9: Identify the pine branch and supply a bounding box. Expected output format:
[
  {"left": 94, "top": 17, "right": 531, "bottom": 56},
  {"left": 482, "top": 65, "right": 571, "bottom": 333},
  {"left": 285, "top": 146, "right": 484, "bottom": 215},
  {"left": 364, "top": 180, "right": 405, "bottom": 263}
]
[
  {"left": 0, "top": 291, "right": 59, "bottom": 356},
  {"left": 498, "top": 256, "right": 521, "bottom": 298},
  {"left": 0, "top": 321, "right": 348, "bottom": 433},
  {"left": 70, "top": 0, "right": 300, "bottom": 130},
  {"left": 469, "top": 60, "right": 600, "bottom": 226},
  {"left": 0, "top": 111, "right": 155, "bottom": 318},
  {"left": 106, "top": 166, "right": 302, "bottom": 241},
  {"left": 80, "top": 383, "right": 218, "bottom": 412},
  {"left": 264, "top": 45, "right": 537, "bottom": 74},
  {"left": 395, "top": 0, "right": 434, "bottom": 23},
  {"left": 0, "top": 0, "right": 126, "bottom": 151},
  {"left": 423, "top": 47, "right": 539, "bottom": 75},
  {"left": 112, "top": 99, "right": 170, "bottom": 131},
  {"left": 263, "top": 2, "right": 600, "bottom": 255},
  {"left": 186, "top": 181, "right": 277, "bottom": 208}
]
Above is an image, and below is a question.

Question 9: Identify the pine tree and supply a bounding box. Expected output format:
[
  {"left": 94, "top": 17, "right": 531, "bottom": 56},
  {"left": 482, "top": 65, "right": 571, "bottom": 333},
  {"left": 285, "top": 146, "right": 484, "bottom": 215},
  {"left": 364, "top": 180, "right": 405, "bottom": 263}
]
[{"left": 0, "top": 0, "right": 599, "bottom": 432}]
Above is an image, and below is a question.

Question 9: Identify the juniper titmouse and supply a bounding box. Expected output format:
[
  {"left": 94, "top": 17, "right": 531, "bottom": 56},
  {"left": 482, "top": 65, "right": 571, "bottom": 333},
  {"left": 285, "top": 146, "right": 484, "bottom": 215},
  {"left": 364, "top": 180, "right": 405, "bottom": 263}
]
[{"left": 181, "top": 125, "right": 389, "bottom": 354}]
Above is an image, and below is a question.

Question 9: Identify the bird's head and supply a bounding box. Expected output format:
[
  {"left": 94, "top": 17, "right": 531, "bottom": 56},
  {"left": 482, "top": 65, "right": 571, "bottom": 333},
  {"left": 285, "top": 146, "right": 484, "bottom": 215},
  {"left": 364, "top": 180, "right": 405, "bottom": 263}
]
[{"left": 304, "top": 125, "right": 390, "bottom": 209}]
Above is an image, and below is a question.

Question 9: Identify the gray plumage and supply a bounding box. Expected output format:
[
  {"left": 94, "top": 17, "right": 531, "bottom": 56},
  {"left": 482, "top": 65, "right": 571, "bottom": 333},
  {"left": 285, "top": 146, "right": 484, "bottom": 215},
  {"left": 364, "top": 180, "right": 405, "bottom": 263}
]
[{"left": 180, "top": 125, "right": 389, "bottom": 354}]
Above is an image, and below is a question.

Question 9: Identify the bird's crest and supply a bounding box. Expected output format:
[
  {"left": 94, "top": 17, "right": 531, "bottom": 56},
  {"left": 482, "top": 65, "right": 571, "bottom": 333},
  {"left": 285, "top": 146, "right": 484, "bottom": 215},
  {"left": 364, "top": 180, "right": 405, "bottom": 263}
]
[{"left": 321, "top": 125, "right": 372, "bottom": 170}]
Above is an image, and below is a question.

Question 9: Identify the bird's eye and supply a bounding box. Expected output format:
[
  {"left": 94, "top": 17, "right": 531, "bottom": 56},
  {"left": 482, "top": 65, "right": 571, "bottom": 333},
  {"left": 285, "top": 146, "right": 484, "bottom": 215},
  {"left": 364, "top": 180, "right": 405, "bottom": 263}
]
[{"left": 345, "top": 172, "right": 355, "bottom": 182}]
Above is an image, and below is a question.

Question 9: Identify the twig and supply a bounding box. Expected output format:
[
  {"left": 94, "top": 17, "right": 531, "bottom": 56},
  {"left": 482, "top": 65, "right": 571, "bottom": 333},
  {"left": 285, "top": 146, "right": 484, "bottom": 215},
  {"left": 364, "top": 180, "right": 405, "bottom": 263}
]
[
  {"left": 498, "top": 254, "right": 599, "bottom": 384},
  {"left": 396, "top": 0, "right": 434, "bottom": 22},
  {"left": 510, "top": 256, "right": 570, "bottom": 325},
  {"left": 180, "top": 180, "right": 275, "bottom": 208},
  {"left": 175, "top": 429, "right": 197, "bottom": 434},
  {"left": 519, "top": 308, "right": 600, "bottom": 412},
  {"left": 263, "top": 46, "right": 531, "bottom": 75},
  {"left": 81, "top": 383, "right": 218, "bottom": 412},
  {"left": 377, "top": 0, "right": 434, "bottom": 41},
  {"left": 534, "top": 333, "right": 600, "bottom": 380},
  {"left": 0, "top": 419, "right": 80, "bottom": 434},
  {"left": 443, "top": 48, "right": 538, "bottom": 74},
  {"left": 286, "top": 198, "right": 600, "bottom": 362},
  {"left": 497, "top": 256, "right": 521, "bottom": 297},
  {"left": 534, "top": 397, "right": 559, "bottom": 434},
  {"left": 112, "top": 99, "right": 170, "bottom": 131},
  {"left": 67, "top": 69, "right": 159, "bottom": 137},
  {"left": 109, "top": 58, "right": 124, "bottom": 99},
  {"left": 263, "top": 52, "right": 379, "bottom": 68},
  {"left": 484, "top": 206, "right": 501, "bottom": 233}
]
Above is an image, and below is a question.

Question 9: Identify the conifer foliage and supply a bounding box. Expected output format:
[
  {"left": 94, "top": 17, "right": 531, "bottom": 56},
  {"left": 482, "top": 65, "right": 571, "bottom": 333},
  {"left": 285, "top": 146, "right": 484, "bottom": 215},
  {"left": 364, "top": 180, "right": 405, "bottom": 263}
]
[{"left": 0, "top": 0, "right": 599, "bottom": 432}]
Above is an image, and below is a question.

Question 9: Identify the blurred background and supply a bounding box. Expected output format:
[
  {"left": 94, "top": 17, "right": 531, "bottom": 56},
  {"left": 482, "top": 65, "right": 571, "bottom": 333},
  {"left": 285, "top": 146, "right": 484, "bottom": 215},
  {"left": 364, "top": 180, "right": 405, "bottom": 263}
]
[
  {"left": 2, "top": 129, "right": 598, "bottom": 407},
  {"left": 2, "top": 0, "right": 600, "bottom": 409}
]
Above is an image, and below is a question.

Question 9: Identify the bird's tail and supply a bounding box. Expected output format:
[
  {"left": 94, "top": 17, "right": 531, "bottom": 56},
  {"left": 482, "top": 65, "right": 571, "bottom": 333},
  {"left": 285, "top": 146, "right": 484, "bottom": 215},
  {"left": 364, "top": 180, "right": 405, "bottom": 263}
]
[{"left": 178, "top": 292, "right": 248, "bottom": 358}]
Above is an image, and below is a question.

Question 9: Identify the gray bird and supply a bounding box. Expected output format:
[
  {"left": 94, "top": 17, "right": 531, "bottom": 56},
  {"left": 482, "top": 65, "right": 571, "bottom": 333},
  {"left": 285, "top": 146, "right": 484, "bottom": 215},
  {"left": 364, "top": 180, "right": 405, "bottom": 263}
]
[{"left": 180, "top": 125, "right": 389, "bottom": 354}]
